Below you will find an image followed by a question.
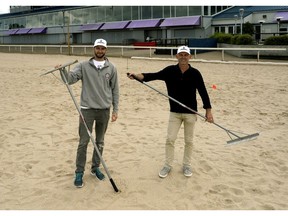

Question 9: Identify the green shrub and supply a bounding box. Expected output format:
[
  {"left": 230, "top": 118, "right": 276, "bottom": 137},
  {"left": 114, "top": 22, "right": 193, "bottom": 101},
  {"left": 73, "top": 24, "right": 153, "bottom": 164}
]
[
  {"left": 264, "top": 35, "right": 288, "bottom": 45},
  {"left": 235, "top": 34, "right": 253, "bottom": 45},
  {"left": 231, "top": 35, "right": 240, "bottom": 44},
  {"left": 210, "top": 33, "right": 253, "bottom": 45},
  {"left": 210, "top": 33, "right": 233, "bottom": 44}
]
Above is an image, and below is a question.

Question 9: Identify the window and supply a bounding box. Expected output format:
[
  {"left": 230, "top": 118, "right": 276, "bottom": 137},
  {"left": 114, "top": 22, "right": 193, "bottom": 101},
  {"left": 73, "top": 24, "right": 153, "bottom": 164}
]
[
  {"left": 85, "top": 7, "right": 98, "bottom": 24},
  {"left": 70, "top": 8, "right": 84, "bottom": 25},
  {"left": 164, "top": 6, "right": 171, "bottom": 18},
  {"left": 152, "top": 6, "right": 163, "bottom": 18},
  {"left": 188, "top": 6, "right": 201, "bottom": 16},
  {"left": 105, "top": 6, "right": 113, "bottom": 22},
  {"left": 123, "top": 6, "right": 132, "bottom": 21},
  {"left": 176, "top": 6, "right": 187, "bottom": 17},
  {"left": 204, "top": 6, "right": 209, "bottom": 15},
  {"left": 97, "top": 7, "right": 105, "bottom": 22},
  {"left": 228, "top": 26, "right": 234, "bottom": 34},
  {"left": 142, "top": 6, "right": 151, "bottom": 19},
  {"left": 132, "top": 6, "right": 139, "bottom": 20},
  {"left": 111, "top": 6, "right": 122, "bottom": 21},
  {"left": 214, "top": 26, "right": 226, "bottom": 34}
]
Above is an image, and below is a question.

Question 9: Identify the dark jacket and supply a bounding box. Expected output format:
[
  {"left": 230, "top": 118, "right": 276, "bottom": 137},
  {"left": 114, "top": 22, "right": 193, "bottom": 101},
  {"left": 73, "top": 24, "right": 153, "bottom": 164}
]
[{"left": 142, "top": 64, "right": 211, "bottom": 114}]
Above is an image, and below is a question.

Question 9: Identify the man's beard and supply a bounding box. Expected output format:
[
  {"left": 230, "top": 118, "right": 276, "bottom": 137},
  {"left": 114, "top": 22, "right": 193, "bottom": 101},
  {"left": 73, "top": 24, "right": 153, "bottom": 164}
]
[{"left": 95, "top": 52, "right": 105, "bottom": 59}]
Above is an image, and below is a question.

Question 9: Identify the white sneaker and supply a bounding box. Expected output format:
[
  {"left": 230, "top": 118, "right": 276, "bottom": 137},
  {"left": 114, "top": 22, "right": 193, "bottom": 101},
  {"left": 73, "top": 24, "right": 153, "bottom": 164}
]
[
  {"left": 159, "top": 166, "right": 171, "bottom": 178},
  {"left": 183, "top": 166, "right": 193, "bottom": 177}
]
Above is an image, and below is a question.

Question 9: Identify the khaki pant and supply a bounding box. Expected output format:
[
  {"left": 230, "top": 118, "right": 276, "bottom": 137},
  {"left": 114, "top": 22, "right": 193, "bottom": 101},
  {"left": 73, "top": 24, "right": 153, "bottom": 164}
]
[{"left": 165, "top": 112, "right": 197, "bottom": 168}]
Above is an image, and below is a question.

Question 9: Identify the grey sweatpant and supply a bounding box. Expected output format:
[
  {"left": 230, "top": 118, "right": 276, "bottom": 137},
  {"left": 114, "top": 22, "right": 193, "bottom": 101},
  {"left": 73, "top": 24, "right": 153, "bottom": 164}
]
[{"left": 75, "top": 108, "right": 110, "bottom": 173}]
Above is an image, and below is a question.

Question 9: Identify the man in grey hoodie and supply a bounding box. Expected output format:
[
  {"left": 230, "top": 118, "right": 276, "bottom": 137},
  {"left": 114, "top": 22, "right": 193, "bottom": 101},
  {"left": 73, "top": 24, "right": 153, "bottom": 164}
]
[{"left": 58, "top": 38, "right": 119, "bottom": 188}]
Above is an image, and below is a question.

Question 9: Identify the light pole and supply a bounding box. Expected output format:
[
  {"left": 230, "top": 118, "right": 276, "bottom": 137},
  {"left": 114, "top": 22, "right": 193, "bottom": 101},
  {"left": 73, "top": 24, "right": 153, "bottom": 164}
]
[
  {"left": 239, "top": 8, "right": 244, "bottom": 35},
  {"left": 234, "top": 14, "right": 238, "bottom": 34},
  {"left": 259, "top": 20, "right": 265, "bottom": 42},
  {"left": 276, "top": 17, "right": 282, "bottom": 36},
  {"left": 62, "top": 11, "right": 71, "bottom": 55}
]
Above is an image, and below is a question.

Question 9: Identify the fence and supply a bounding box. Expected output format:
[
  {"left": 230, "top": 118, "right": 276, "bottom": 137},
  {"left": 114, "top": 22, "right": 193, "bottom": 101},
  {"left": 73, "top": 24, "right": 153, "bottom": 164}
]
[{"left": 0, "top": 44, "right": 287, "bottom": 62}]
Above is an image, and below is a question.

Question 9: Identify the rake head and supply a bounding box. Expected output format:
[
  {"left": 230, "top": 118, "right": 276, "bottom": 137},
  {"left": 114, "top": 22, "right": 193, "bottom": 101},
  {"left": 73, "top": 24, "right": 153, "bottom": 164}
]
[{"left": 226, "top": 133, "right": 260, "bottom": 146}]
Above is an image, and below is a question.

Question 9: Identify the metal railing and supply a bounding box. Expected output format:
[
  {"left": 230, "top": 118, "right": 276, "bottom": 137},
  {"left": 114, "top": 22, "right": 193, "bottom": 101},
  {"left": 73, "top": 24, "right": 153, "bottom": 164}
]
[{"left": 0, "top": 44, "right": 287, "bottom": 62}]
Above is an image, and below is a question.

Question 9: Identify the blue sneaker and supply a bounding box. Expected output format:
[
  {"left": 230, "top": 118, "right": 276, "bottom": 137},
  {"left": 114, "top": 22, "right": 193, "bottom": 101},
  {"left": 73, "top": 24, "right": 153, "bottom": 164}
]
[
  {"left": 91, "top": 168, "right": 105, "bottom": 180},
  {"left": 74, "top": 172, "right": 84, "bottom": 188}
]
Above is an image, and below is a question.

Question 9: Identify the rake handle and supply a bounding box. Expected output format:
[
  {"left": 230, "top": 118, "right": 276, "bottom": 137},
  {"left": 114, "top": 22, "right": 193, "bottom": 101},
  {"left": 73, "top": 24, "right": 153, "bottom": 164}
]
[{"left": 127, "top": 73, "right": 241, "bottom": 139}]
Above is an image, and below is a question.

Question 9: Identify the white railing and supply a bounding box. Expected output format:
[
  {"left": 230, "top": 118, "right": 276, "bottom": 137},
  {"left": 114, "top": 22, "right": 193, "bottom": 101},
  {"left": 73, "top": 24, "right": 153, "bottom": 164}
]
[{"left": 0, "top": 44, "right": 287, "bottom": 62}]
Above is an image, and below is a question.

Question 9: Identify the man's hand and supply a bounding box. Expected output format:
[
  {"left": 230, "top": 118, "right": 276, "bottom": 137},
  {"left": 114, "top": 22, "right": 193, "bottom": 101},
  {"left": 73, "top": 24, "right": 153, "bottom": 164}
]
[
  {"left": 111, "top": 113, "right": 118, "bottom": 122},
  {"left": 127, "top": 73, "right": 144, "bottom": 81},
  {"left": 205, "top": 109, "right": 214, "bottom": 123}
]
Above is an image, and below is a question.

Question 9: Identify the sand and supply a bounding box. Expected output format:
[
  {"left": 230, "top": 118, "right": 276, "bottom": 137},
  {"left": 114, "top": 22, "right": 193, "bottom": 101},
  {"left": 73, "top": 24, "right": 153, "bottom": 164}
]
[{"left": 0, "top": 52, "right": 288, "bottom": 211}]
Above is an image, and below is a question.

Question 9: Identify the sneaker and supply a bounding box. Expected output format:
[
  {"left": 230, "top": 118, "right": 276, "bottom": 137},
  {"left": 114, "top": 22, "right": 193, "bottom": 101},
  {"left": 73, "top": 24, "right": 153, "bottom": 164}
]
[
  {"left": 91, "top": 167, "right": 105, "bottom": 180},
  {"left": 159, "top": 166, "right": 171, "bottom": 178},
  {"left": 74, "top": 172, "right": 84, "bottom": 188},
  {"left": 183, "top": 166, "right": 193, "bottom": 177}
]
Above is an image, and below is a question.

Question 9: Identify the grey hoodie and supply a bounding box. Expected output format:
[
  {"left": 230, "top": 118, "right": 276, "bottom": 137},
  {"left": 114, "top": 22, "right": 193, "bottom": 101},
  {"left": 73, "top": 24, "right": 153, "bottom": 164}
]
[{"left": 61, "top": 57, "right": 119, "bottom": 113}]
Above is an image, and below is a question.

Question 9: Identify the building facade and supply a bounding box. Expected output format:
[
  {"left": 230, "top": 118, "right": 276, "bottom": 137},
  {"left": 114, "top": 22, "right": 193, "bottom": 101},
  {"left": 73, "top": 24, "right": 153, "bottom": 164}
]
[
  {"left": 0, "top": 6, "right": 230, "bottom": 45},
  {"left": 0, "top": 6, "right": 287, "bottom": 45},
  {"left": 212, "top": 6, "right": 288, "bottom": 42}
]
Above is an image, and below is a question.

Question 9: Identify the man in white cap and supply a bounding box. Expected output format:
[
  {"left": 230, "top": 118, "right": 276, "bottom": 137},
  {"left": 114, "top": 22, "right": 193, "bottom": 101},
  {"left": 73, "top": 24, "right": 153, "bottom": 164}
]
[
  {"left": 127, "top": 45, "right": 213, "bottom": 178},
  {"left": 58, "top": 38, "right": 119, "bottom": 188}
]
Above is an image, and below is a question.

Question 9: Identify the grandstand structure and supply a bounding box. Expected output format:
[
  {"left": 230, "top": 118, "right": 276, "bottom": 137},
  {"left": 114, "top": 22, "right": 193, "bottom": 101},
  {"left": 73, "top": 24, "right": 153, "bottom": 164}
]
[{"left": 0, "top": 6, "right": 287, "bottom": 45}]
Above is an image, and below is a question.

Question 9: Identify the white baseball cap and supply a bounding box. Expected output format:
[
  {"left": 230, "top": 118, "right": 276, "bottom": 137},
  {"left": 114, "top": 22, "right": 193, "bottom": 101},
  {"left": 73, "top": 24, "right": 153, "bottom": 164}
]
[
  {"left": 177, "top": 46, "right": 190, "bottom": 54},
  {"left": 93, "top": 38, "right": 107, "bottom": 48}
]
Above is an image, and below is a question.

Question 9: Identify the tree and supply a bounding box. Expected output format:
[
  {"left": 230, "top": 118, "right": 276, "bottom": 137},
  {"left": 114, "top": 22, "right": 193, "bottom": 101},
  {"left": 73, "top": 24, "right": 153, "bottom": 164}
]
[{"left": 243, "top": 22, "right": 254, "bottom": 35}]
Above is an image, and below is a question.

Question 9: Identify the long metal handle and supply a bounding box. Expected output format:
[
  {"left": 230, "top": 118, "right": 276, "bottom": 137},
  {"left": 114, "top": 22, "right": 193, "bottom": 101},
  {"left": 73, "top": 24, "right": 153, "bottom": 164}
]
[
  {"left": 40, "top": 60, "right": 78, "bottom": 76},
  {"left": 58, "top": 69, "right": 119, "bottom": 192},
  {"left": 129, "top": 73, "right": 241, "bottom": 138}
]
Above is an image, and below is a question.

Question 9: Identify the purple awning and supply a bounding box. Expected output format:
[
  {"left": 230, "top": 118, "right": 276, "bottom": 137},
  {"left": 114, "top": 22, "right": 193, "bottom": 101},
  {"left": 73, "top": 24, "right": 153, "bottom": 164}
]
[
  {"left": 274, "top": 11, "right": 288, "bottom": 21},
  {"left": 160, "top": 16, "right": 201, "bottom": 27},
  {"left": 126, "top": 19, "right": 161, "bottom": 28},
  {"left": 15, "top": 28, "right": 31, "bottom": 34},
  {"left": 6, "top": 29, "right": 19, "bottom": 35},
  {"left": 28, "top": 27, "right": 47, "bottom": 34},
  {"left": 100, "top": 21, "right": 130, "bottom": 30},
  {"left": 79, "top": 23, "right": 104, "bottom": 31}
]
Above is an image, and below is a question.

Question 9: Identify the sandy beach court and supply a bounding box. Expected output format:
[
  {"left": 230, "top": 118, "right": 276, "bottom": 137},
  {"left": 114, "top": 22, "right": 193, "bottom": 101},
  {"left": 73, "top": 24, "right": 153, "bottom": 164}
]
[{"left": 0, "top": 52, "right": 287, "bottom": 210}]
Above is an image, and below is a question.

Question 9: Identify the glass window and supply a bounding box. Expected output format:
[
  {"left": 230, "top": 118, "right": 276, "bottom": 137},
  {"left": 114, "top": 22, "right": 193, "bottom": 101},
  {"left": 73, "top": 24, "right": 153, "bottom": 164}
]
[
  {"left": 132, "top": 6, "right": 139, "bottom": 20},
  {"left": 123, "top": 6, "right": 132, "bottom": 20},
  {"left": 176, "top": 6, "right": 187, "bottom": 17},
  {"left": 98, "top": 7, "right": 106, "bottom": 22},
  {"left": 112, "top": 6, "right": 123, "bottom": 21},
  {"left": 211, "top": 6, "right": 216, "bottom": 15},
  {"left": 5, "top": 19, "right": 13, "bottom": 29},
  {"left": 105, "top": 6, "right": 114, "bottom": 22},
  {"left": 189, "top": 6, "right": 201, "bottom": 16},
  {"left": 142, "top": 6, "right": 151, "bottom": 19},
  {"left": 204, "top": 6, "right": 209, "bottom": 15},
  {"left": 55, "top": 11, "right": 64, "bottom": 26},
  {"left": 26, "top": 15, "right": 41, "bottom": 28},
  {"left": 85, "top": 7, "right": 98, "bottom": 24},
  {"left": 228, "top": 26, "right": 234, "bottom": 34},
  {"left": 171, "top": 6, "right": 176, "bottom": 17},
  {"left": 164, "top": 6, "right": 171, "bottom": 18},
  {"left": 217, "top": 6, "right": 222, "bottom": 13},
  {"left": 152, "top": 6, "right": 163, "bottom": 18},
  {"left": 220, "top": 26, "right": 226, "bottom": 33},
  {"left": 14, "top": 17, "right": 26, "bottom": 28},
  {"left": 70, "top": 8, "right": 84, "bottom": 25}
]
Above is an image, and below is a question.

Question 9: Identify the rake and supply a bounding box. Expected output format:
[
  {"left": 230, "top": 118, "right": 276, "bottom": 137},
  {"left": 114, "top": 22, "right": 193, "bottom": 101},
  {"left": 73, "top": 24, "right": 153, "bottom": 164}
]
[
  {"left": 128, "top": 73, "right": 259, "bottom": 145},
  {"left": 41, "top": 60, "right": 120, "bottom": 192}
]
